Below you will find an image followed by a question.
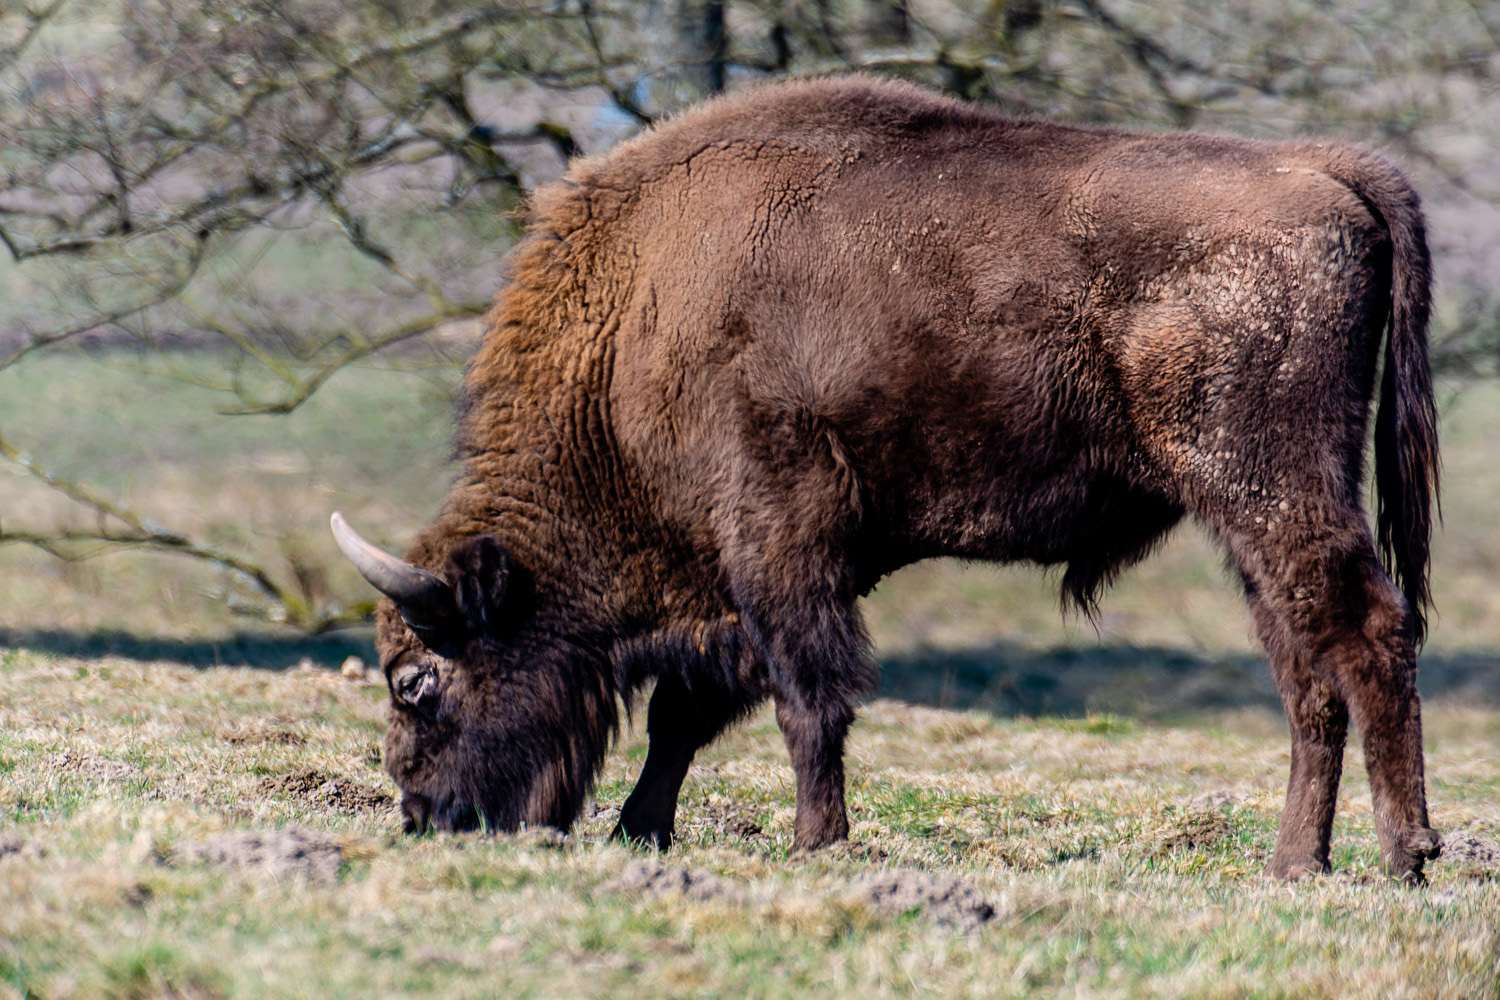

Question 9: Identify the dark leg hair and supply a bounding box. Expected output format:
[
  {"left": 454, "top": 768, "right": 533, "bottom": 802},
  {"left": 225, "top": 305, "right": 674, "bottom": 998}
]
[
  {"left": 1249, "top": 592, "right": 1349, "bottom": 878},
  {"left": 775, "top": 693, "right": 854, "bottom": 850},
  {"left": 614, "top": 673, "right": 745, "bottom": 849},
  {"left": 728, "top": 552, "right": 867, "bottom": 851},
  {"left": 712, "top": 411, "right": 872, "bottom": 851},
  {"left": 731, "top": 582, "right": 865, "bottom": 851}
]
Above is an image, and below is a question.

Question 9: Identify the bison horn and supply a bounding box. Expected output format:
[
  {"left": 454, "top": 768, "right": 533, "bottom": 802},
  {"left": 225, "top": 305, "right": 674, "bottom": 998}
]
[{"left": 330, "top": 512, "right": 457, "bottom": 631}]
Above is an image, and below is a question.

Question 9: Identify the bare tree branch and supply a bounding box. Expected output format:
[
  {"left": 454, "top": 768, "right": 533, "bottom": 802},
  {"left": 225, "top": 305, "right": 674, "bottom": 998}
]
[
  {"left": 0, "top": 0, "right": 72, "bottom": 66},
  {"left": 0, "top": 429, "right": 367, "bottom": 630}
]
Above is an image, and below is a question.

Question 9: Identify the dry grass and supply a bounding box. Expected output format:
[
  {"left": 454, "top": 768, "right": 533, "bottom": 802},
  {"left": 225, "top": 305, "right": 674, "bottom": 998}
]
[{"left": 1, "top": 649, "right": 1497, "bottom": 999}]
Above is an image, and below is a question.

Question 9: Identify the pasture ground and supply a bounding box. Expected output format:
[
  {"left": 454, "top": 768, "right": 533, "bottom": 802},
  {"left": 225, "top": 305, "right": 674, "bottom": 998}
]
[{"left": 1, "top": 355, "right": 1498, "bottom": 998}]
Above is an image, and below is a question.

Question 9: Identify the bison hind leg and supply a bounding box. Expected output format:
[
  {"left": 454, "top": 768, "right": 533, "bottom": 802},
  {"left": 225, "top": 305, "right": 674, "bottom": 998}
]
[
  {"left": 1060, "top": 488, "right": 1184, "bottom": 619},
  {"left": 1217, "top": 513, "right": 1437, "bottom": 882}
]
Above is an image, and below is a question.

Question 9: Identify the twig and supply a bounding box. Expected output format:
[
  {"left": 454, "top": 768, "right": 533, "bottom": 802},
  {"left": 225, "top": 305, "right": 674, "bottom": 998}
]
[{"left": 0, "top": 431, "right": 366, "bottom": 631}]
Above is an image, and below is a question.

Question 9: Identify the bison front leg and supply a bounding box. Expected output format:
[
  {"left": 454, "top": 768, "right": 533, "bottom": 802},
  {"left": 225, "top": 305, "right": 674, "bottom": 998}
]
[
  {"left": 734, "top": 593, "right": 862, "bottom": 852},
  {"left": 715, "top": 411, "right": 870, "bottom": 852},
  {"left": 751, "top": 601, "right": 864, "bottom": 851},
  {"left": 775, "top": 695, "right": 854, "bottom": 850},
  {"left": 615, "top": 674, "right": 740, "bottom": 850}
]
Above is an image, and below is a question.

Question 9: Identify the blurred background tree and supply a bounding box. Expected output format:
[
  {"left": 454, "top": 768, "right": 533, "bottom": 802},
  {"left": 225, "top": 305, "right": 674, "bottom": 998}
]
[{"left": 2, "top": 0, "right": 1497, "bottom": 634}]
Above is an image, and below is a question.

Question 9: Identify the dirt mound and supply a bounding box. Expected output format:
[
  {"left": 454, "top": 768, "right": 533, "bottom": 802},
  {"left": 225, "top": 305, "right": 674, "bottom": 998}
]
[
  {"left": 258, "top": 768, "right": 392, "bottom": 814},
  {"left": 168, "top": 827, "right": 346, "bottom": 883},
  {"left": 505, "top": 827, "right": 568, "bottom": 849},
  {"left": 854, "top": 870, "right": 998, "bottom": 931},
  {"left": 599, "top": 860, "right": 732, "bottom": 901},
  {"left": 44, "top": 751, "right": 144, "bottom": 782},
  {"left": 692, "top": 794, "right": 765, "bottom": 840},
  {"left": 1154, "top": 809, "right": 1232, "bottom": 857},
  {"left": 1440, "top": 830, "right": 1500, "bottom": 874},
  {"left": 599, "top": 861, "right": 1003, "bottom": 932},
  {"left": 220, "top": 726, "right": 305, "bottom": 747},
  {"left": 0, "top": 836, "right": 46, "bottom": 861}
]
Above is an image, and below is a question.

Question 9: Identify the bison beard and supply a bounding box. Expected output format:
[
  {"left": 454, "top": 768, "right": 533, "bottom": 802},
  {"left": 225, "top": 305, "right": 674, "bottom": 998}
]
[{"left": 333, "top": 76, "right": 1441, "bottom": 881}]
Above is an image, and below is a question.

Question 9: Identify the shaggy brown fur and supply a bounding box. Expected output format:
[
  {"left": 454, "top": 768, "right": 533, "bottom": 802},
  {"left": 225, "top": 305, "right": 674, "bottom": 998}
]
[{"left": 349, "top": 76, "right": 1440, "bottom": 881}]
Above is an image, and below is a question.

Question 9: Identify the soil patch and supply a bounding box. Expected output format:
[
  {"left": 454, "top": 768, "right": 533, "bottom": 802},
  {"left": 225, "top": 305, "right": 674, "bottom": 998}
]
[
  {"left": 699, "top": 797, "right": 764, "bottom": 839},
  {"left": 601, "top": 862, "right": 1002, "bottom": 931},
  {"left": 44, "top": 751, "right": 144, "bottom": 782},
  {"left": 1154, "top": 809, "right": 1232, "bottom": 856},
  {"left": 1441, "top": 830, "right": 1500, "bottom": 876},
  {"left": 599, "top": 860, "right": 733, "bottom": 901},
  {"left": 221, "top": 726, "right": 305, "bottom": 747},
  {"left": 168, "top": 827, "right": 346, "bottom": 883},
  {"left": 505, "top": 827, "right": 568, "bottom": 849},
  {"left": 853, "top": 870, "right": 998, "bottom": 931},
  {"left": 0, "top": 835, "right": 46, "bottom": 861},
  {"left": 258, "top": 768, "right": 392, "bottom": 814}
]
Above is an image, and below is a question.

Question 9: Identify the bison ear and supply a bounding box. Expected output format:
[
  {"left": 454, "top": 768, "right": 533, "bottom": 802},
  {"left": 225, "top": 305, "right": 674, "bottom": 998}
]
[
  {"left": 445, "top": 534, "right": 510, "bottom": 635},
  {"left": 330, "top": 512, "right": 460, "bottom": 635}
]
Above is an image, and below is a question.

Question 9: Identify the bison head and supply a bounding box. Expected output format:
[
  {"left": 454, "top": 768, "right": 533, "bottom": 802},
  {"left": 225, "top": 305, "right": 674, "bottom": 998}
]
[{"left": 330, "top": 512, "right": 615, "bottom": 835}]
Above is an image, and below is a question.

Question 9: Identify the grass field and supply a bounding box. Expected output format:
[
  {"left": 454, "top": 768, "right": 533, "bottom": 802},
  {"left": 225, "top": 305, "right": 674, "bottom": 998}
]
[{"left": 2, "top": 355, "right": 1498, "bottom": 998}]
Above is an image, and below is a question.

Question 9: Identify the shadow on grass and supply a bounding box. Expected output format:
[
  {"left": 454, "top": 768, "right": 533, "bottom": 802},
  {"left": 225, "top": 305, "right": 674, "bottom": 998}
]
[
  {"left": 4, "top": 628, "right": 1496, "bottom": 718},
  {"left": 877, "top": 642, "right": 1276, "bottom": 720},
  {"left": 0, "top": 627, "right": 375, "bottom": 671},
  {"left": 876, "top": 642, "right": 1500, "bottom": 719}
]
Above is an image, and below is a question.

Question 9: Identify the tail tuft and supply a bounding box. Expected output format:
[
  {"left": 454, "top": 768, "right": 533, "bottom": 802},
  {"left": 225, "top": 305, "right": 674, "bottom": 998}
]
[{"left": 1322, "top": 148, "right": 1439, "bottom": 643}]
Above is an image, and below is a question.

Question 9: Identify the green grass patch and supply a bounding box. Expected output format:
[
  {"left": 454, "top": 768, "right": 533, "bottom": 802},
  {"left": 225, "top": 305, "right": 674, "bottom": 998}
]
[{"left": 1034, "top": 712, "right": 1137, "bottom": 736}]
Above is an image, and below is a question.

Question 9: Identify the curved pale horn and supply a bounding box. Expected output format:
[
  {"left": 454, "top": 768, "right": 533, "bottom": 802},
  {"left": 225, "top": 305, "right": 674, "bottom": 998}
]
[{"left": 330, "top": 512, "right": 456, "bottom": 629}]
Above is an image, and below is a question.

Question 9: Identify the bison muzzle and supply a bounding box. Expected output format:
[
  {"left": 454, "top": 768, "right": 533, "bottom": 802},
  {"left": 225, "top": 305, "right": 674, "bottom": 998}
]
[{"left": 333, "top": 76, "right": 1441, "bottom": 882}]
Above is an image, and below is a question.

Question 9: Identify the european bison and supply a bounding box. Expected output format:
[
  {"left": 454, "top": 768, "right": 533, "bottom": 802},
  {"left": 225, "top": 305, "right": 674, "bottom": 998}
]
[{"left": 332, "top": 75, "right": 1441, "bottom": 881}]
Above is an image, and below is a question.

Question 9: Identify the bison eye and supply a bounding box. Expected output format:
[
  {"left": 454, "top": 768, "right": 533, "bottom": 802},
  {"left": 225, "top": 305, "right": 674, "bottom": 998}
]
[{"left": 392, "top": 664, "right": 440, "bottom": 717}]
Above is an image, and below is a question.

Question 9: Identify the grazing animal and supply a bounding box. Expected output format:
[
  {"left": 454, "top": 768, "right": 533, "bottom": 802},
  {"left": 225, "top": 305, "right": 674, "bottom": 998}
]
[{"left": 332, "top": 75, "right": 1441, "bottom": 881}]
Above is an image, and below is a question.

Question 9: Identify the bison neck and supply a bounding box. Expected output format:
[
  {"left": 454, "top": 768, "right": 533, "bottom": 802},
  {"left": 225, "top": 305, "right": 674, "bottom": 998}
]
[{"left": 412, "top": 350, "right": 702, "bottom": 660}]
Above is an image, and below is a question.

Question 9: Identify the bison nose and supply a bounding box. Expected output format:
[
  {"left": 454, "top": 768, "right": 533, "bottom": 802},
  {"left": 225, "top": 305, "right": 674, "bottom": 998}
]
[
  {"left": 401, "top": 792, "right": 433, "bottom": 834},
  {"left": 435, "top": 802, "right": 481, "bottom": 833},
  {"left": 403, "top": 791, "right": 481, "bottom": 834}
]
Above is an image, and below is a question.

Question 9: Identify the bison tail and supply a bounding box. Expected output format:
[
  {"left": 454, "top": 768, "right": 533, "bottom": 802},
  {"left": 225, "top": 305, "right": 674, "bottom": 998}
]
[{"left": 1317, "top": 148, "right": 1439, "bottom": 643}]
